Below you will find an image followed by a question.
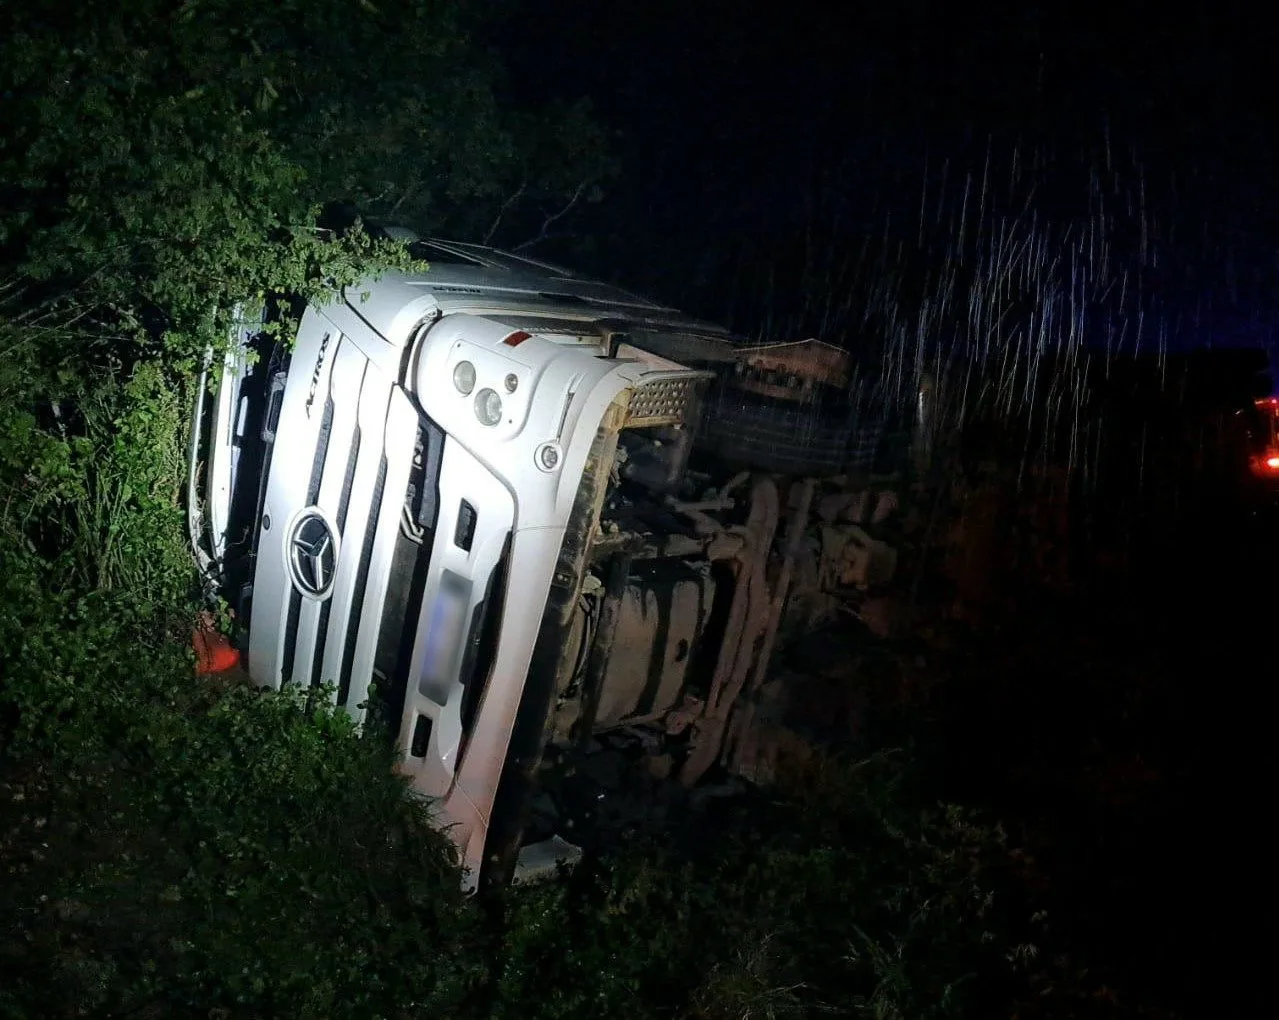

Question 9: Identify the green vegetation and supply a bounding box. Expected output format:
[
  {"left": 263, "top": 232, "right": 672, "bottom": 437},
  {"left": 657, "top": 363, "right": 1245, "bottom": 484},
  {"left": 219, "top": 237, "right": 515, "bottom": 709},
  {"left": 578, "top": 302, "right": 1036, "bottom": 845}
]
[
  {"left": 1, "top": 3, "right": 1160, "bottom": 1017},
  {"left": 484, "top": 757, "right": 1038, "bottom": 1020}
]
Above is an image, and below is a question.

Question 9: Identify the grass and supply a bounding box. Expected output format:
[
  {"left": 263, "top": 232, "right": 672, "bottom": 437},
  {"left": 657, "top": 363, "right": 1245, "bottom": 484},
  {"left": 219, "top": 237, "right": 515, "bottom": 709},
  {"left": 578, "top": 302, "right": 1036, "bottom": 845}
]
[{"left": 0, "top": 582, "right": 1089, "bottom": 1019}]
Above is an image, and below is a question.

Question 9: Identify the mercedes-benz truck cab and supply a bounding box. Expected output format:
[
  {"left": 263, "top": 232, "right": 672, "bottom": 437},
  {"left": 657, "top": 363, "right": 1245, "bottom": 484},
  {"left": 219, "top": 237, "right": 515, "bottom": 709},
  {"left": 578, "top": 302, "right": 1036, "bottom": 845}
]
[{"left": 188, "top": 240, "right": 724, "bottom": 889}]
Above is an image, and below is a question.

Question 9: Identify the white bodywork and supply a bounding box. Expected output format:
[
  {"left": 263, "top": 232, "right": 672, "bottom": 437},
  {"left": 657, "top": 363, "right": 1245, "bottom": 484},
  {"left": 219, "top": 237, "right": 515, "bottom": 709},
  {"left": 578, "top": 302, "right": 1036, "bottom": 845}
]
[{"left": 192, "top": 246, "right": 719, "bottom": 887}]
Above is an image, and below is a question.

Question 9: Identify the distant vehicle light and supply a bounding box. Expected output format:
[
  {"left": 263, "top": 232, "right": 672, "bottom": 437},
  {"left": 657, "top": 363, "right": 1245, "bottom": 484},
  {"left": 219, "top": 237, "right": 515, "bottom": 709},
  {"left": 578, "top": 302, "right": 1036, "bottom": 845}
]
[{"left": 1248, "top": 449, "right": 1279, "bottom": 479}]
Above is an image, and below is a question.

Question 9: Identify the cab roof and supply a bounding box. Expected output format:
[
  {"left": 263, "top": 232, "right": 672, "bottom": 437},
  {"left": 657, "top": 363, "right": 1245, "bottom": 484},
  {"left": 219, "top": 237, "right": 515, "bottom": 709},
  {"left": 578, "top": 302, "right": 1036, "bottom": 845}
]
[{"left": 341, "top": 236, "right": 746, "bottom": 366}]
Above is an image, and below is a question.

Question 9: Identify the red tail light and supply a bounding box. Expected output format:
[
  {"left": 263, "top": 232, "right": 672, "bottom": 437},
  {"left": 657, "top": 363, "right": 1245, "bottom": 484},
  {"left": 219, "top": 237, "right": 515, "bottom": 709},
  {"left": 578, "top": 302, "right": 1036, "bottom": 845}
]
[{"left": 1249, "top": 450, "right": 1279, "bottom": 479}]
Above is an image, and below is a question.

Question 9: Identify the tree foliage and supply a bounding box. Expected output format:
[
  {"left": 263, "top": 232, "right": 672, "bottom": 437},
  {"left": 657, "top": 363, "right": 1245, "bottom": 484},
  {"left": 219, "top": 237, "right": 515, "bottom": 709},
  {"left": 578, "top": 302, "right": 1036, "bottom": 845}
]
[{"left": 0, "top": 0, "right": 612, "bottom": 352}]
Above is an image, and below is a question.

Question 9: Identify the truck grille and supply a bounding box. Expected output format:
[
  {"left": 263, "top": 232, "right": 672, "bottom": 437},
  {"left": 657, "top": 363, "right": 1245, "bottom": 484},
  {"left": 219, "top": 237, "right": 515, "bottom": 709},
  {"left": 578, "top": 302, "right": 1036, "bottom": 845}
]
[
  {"left": 254, "top": 331, "right": 439, "bottom": 730},
  {"left": 625, "top": 373, "right": 708, "bottom": 428}
]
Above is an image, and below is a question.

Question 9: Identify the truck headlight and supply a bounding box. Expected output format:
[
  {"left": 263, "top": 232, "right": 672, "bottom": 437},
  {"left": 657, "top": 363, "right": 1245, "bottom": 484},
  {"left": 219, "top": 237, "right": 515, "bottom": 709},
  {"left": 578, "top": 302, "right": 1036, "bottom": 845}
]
[
  {"left": 474, "top": 388, "right": 502, "bottom": 426},
  {"left": 453, "top": 361, "right": 476, "bottom": 395}
]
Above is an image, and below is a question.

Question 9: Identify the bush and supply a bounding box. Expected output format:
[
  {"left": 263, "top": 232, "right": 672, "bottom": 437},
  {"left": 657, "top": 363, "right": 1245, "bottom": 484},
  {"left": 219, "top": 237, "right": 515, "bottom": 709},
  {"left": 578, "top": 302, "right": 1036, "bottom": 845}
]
[
  {"left": 0, "top": 596, "right": 485, "bottom": 1018},
  {"left": 483, "top": 753, "right": 1045, "bottom": 1020},
  {"left": 1, "top": 305, "right": 485, "bottom": 1015},
  {"left": 0, "top": 2, "right": 611, "bottom": 1011}
]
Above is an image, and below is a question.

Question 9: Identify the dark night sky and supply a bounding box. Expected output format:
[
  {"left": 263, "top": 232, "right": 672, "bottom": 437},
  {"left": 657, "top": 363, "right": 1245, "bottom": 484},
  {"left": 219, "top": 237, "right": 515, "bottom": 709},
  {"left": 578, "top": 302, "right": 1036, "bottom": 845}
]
[{"left": 493, "top": 1, "right": 1279, "bottom": 356}]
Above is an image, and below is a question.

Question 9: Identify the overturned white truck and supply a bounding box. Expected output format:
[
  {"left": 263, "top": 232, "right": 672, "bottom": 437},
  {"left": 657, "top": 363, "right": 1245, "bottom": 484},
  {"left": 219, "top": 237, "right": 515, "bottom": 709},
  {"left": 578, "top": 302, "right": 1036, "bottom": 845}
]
[{"left": 188, "top": 232, "right": 906, "bottom": 889}]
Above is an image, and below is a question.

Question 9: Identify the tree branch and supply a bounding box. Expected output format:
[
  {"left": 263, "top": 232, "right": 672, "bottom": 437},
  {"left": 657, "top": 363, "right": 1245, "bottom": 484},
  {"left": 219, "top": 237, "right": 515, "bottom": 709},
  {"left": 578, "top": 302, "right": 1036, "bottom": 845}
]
[
  {"left": 482, "top": 180, "right": 528, "bottom": 246},
  {"left": 387, "top": 184, "right": 419, "bottom": 219},
  {"left": 513, "top": 180, "right": 592, "bottom": 253}
]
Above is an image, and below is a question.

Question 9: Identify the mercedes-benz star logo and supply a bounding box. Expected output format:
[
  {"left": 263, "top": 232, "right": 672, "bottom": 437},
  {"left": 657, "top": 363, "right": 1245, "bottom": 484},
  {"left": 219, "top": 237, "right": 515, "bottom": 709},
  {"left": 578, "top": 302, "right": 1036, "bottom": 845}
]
[{"left": 288, "top": 510, "right": 338, "bottom": 599}]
